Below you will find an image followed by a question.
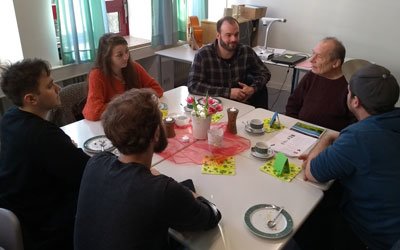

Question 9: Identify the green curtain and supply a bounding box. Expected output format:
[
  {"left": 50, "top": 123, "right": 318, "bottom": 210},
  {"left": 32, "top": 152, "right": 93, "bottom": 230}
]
[
  {"left": 56, "top": 0, "right": 108, "bottom": 64},
  {"left": 191, "top": 0, "right": 208, "bottom": 21},
  {"left": 151, "top": 0, "right": 208, "bottom": 47}
]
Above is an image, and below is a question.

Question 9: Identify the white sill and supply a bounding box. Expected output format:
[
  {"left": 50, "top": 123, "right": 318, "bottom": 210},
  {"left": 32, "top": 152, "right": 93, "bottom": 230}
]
[{"left": 123, "top": 36, "right": 151, "bottom": 49}]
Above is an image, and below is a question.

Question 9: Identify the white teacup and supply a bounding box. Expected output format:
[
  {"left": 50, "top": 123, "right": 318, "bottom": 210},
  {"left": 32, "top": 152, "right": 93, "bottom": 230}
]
[
  {"left": 250, "top": 119, "right": 264, "bottom": 130},
  {"left": 253, "top": 142, "right": 271, "bottom": 155},
  {"left": 207, "top": 127, "right": 224, "bottom": 147},
  {"left": 175, "top": 114, "right": 190, "bottom": 127}
]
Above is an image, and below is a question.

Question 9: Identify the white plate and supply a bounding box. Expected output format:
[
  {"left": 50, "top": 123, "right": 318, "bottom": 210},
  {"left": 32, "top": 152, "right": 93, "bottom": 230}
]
[
  {"left": 83, "top": 135, "right": 115, "bottom": 154},
  {"left": 244, "top": 204, "right": 293, "bottom": 239},
  {"left": 245, "top": 124, "right": 264, "bottom": 134},
  {"left": 251, "top": 147, "right": 275, "bottom": 159}
]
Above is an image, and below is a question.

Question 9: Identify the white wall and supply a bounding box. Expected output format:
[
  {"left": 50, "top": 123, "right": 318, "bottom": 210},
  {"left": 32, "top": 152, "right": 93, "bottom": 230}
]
[
  {"left": 0, "top": 0, "right": 23, "bottom": 63},
  {"left": 13, "top": 0, "right": 59, "bottom": 66},
  {"left": 231, "top": 0, "right": 400, "bottom": 105}
]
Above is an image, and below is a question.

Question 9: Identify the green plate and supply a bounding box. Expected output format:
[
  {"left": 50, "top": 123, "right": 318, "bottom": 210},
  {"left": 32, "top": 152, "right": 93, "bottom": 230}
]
[{"left": 244, "top": 204, "right": 293, "bottom": 239}]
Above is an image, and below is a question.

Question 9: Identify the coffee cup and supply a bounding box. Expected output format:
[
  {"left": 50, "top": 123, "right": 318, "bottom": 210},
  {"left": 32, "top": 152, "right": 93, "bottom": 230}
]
[
  {"left": 250, "top": 119, "right": 264, "bottom": 130},
  {"left": 253, "top": 142, "right": 270, "bottom": 155},
  {"left": 175, "top": 114, "right": 190, "bottom": 127}
]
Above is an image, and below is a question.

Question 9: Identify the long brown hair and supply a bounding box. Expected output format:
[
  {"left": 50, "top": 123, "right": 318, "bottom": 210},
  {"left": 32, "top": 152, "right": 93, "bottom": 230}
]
[{"left": 94, "top": 33, "right": 139, "bottom": 90}]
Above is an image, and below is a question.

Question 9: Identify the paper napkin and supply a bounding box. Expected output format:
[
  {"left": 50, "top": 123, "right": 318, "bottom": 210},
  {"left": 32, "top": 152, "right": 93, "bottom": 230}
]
[
  {"left": 202, "top": 155, "right": 235, "bottom": 175},
  {"left": 263, "top": 118, "right": 285, "bottom": 133},
  {"left": 259, "top": 157, "right": 301, "bottom": 182},
  {"left": 211, "top": 113, "right": 223, "bottom": 123}
]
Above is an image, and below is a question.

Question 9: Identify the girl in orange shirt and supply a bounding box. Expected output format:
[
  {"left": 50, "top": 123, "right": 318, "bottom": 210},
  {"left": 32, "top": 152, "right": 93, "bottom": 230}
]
[{"left": 83, "top": 33, "right": 163, "bottom": 121}]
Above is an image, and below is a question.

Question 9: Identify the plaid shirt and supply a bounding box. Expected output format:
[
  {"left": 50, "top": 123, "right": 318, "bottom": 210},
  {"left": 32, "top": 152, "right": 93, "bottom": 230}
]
[{"left": 187, "top": 40, "right": 271, "bottom": 98}]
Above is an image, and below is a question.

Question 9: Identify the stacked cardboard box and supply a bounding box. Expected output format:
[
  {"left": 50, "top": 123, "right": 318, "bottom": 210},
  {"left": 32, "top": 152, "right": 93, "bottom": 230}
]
[{"left": 241, "top": 5, "right": 267, "bottom": 20}]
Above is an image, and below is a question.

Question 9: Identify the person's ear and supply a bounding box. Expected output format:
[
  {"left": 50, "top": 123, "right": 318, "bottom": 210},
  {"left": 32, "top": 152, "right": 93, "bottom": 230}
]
[
  {"left": 23, "top": 93, "right": 38, "bottom": 106},
  {"left": 352, "top": 95, "right": 362, "bottom": 108},
  {"left": 332, "top": 59, "right": 341, "bottom": 69},
  {"left": 153, "top": 125, "right": 160, "bottom": 143}
]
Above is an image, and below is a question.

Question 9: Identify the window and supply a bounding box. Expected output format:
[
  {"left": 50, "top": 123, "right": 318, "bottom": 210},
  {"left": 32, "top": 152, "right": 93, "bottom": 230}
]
[{"left": 105, "top": 0, "right": 129, "bottom": 35}]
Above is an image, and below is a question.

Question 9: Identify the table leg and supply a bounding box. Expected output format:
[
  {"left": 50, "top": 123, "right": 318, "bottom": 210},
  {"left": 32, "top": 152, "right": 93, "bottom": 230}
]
[{"left": 291, "top": 67, "right": 300, "bottom": 94}]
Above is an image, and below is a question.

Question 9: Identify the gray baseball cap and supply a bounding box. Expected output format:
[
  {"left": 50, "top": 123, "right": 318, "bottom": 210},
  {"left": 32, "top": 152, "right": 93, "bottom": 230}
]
[{"left": 343, "top": 62, "right": 399, "bottom": 113}]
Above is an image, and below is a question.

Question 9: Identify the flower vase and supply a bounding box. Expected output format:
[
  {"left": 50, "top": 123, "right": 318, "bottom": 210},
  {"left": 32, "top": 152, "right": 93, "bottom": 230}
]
[{"left": 191, "top": 115, "right": 212, "bottom": 140}]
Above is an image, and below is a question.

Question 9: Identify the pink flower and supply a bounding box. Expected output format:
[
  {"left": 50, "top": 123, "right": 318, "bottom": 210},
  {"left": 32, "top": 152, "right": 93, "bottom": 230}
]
[
  {"left": 186, "top": 96, "right": 194, "bottom": 104},
  {"left": 208, "top": 98, "right": 217, "bottom": 105},
  {"left": 215, "top": 104, "right": 223, "bottom": 112},
  {"left": 208, "top": 106, "right": 216, "bottom": 114}
]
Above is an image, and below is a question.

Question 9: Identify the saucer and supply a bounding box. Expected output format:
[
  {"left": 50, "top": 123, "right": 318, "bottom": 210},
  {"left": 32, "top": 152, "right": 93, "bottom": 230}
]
[
  {"left": 251, "top": 147, "right": 275, "bottom": 159},
  {"left": 244, "top": 204, "right": 293, "bottom": 239},
  {"left": 245, "top": 124, "right": 264, "bottom": 134}
]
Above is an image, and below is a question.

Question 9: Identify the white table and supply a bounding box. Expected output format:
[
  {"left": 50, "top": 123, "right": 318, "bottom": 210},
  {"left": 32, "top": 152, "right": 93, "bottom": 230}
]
[
  {"left": 61, "top": 86, "right": 255, "bottom": 165},
  {"left": 61, "top": 87, "right": 325, "bottom": 250},
  {"left": 161, "top": 86, "right": 255, "bottom": 122},
  {"left": 155, "top": 154, "right": 323, "bottom": 250},
  {"left": 235, "top": 108, "right": 333, "bottom": 191},
  {"left": 155, "top": 45, "right": 312, "bottom": 93}
]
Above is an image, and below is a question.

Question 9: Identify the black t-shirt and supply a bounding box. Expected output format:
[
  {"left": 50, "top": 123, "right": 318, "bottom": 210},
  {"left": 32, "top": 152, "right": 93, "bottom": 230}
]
[
  {"left": 0, "top": 107, "right": 90, "bottom": 250},
  {"left": 74, "top": 152, "right": 221, "bottom": 250}
]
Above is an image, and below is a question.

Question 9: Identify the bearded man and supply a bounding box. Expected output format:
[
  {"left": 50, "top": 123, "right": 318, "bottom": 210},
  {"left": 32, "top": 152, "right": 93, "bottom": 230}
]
[{"left": 188, "top": 16, "right": 271, "bottom": 108}]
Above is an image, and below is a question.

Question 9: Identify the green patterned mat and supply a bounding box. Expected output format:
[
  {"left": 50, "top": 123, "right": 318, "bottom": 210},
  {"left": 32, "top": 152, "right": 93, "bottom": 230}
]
[
  {"left": 263, "top": 118, "right": 285, "bottom": 133},
  {"left": 202, "top": 156, "right": 235, "bottom": 175},
  {"left": 260, "top": 157, "right": 301, "bottom": 182}
]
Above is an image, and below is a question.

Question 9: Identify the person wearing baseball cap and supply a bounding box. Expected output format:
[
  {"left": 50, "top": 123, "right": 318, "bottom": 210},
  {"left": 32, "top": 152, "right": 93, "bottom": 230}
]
[{"left": 295, "top": 62, "right": 400, "bottom": 249}]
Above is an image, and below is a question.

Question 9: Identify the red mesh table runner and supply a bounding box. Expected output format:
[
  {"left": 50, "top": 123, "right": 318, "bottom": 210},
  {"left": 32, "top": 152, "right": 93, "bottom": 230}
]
[{"left": 158, "top": 123, "right": 251, "bottom": 164}]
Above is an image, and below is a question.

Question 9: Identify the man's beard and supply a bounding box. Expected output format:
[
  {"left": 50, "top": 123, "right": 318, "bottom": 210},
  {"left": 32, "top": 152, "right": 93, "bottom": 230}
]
[
  {"left": 154, "top": 125, "right": 168, "bottom": 153},
  {"left": 219, "top": 38, "right": 237, "bottom": 52}
]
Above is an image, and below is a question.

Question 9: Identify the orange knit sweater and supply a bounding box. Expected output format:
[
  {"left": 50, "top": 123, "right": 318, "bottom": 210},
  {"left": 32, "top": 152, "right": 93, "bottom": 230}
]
[{"left": 83, "top": 62, "right": 163, "bottom": 121}]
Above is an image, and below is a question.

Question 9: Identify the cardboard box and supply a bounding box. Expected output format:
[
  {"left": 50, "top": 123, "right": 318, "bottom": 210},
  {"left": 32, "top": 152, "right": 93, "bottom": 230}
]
[
  {"left": 201, "top": 20, "right": 218, "bottom": 45},
  {"left": 242, "top": 5, "right": 267, "bottom": 20},
  {"left": 201, "top": 18, "right": 250, "bottom": 44}
]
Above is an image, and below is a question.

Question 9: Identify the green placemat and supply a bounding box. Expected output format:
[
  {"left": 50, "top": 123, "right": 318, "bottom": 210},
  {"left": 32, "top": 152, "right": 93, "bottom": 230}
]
[
  {"left": 212, "top": 113, "right": 223, "bottom": 123},
  {"left": 259, "top": 157, "right": 301, "bottom": 182},
  {"left": 202, "top": 155, "right": 235, "bottom": 175},
  {"left": 263, "top": 118, "right": 285, "bottom": 133}
]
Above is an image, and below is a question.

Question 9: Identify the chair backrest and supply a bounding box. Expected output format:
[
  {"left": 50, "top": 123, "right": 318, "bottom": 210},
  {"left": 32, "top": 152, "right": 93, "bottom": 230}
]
[
  {"left": 0, "top": 208, "right": 24, "bottom": 250},
  {"left": 48, "top": 81, "right": 88, "bottom": 126},
  {"left": 342, "top": 59, "right": 371, "bottom": 83}
]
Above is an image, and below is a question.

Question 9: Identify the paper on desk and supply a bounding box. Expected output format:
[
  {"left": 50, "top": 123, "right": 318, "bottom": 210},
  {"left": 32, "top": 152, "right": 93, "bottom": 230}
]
[{"left": 266, "top": 128, "right": 318, "bottom": 157}]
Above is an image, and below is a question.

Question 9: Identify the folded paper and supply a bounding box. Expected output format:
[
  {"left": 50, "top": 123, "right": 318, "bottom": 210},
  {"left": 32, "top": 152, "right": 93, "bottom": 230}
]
[{"left": 260, "top": 156, "right": 301, "bottom": 182}]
